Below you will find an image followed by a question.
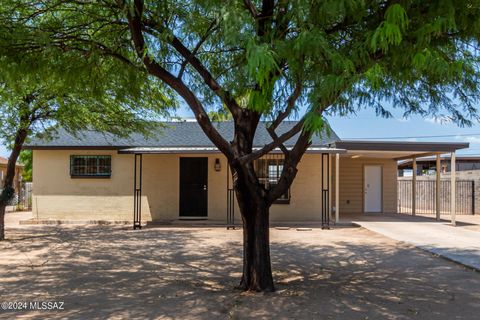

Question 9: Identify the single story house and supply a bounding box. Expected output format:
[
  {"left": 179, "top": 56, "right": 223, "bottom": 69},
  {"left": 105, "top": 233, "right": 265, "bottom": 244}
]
[{"left": 25, "top": 121, "right": 469, "bottom": 226}]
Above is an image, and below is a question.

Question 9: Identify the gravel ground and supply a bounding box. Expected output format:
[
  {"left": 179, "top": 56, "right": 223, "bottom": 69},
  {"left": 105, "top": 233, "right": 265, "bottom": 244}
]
[{"left": 0, "top": 212, "right": 479, "bottom": 319}]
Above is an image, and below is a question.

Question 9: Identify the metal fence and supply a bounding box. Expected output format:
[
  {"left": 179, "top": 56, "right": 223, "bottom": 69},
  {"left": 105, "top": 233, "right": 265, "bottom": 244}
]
[
  {"left": 398, "top": 180, "right": 474, "bottom": 215},
  {"left": 1, "top": 182, "right": 32, "bottom": 211},
  {"left": 16, "top": 182, "right": 32, "bottom": 210}
]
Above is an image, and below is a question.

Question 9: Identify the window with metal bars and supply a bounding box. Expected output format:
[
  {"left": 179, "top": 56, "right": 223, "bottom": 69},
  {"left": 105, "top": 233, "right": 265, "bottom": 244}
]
[
  {"left": 254, "top": 156, "right": 290, "bottom": 204},
  {"left": 70, "top": 155, "right": 111, "bottom": 178}
]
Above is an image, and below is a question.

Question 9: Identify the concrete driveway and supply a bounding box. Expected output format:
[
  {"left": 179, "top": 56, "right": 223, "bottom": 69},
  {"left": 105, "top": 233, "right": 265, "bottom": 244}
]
[{"left": 350, "top": 214, "right": 480, "bottom": 271}]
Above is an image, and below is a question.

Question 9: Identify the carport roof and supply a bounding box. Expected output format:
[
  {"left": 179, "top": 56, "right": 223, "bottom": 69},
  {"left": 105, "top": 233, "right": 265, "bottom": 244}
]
[
  {"left": 329, "top": 140, "right": 469, "bottom": 160},
  {"left": 330, "top": 140, "right": 469, "bottom": 153}
]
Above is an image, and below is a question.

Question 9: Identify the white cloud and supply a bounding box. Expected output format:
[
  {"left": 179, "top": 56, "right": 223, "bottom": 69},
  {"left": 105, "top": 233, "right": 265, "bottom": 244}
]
[
  {"left": 462, "top": 136, "right": 480, "bottom": 144},
  {"left": 424, "top": 116, "right": 452, "bottom": 125}
]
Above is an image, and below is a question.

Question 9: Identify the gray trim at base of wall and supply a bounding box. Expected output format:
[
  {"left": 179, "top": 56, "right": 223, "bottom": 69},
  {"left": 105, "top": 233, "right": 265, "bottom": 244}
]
[{"left": 19, "top": 219, "right": 132, "bottom": 225}]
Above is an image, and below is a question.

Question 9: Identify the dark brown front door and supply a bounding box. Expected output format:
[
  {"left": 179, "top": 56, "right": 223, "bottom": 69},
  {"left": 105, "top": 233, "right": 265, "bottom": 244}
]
[{"left": 179, "top": 157, "right": 208, "bottom": 217}]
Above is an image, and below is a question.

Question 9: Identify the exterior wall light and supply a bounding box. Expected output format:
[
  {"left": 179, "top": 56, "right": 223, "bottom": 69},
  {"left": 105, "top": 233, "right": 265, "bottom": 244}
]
[{"left": 214, "top": 158, "right": 221, "bottom": 172}]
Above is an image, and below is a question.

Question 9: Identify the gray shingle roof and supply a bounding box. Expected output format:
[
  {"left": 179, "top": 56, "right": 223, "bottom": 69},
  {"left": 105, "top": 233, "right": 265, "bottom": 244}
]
[{"left": 25, "top": 121, "right": 339, "bottom": 149}]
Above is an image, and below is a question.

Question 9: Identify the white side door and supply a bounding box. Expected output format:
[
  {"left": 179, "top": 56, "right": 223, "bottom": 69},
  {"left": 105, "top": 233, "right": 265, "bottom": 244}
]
[{"left": 364, "top": 165, "right": 382, "bottom": 213}]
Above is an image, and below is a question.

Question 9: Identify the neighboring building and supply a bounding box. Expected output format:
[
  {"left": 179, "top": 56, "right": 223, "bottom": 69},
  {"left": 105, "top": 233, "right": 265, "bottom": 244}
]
[
  {"left": 398, "top": 155, "right": 480, "bottom": 215},
  {"left": 0, "top": 156, "right": 23, "bottom": 192},
  {"left": 25, "top": 121, "right": 468, "bottom": 224},
  {"left": 398, "top": 155, "right": 480, "bottom": 176}
]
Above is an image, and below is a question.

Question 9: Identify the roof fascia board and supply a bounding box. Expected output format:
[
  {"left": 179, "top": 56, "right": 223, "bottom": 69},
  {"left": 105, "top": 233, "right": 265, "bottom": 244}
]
[
  {"left": 117, "top": 147, "right": 346, "bottom": 154},
  {"left": 24, "top": 146, "right": 124, "bottom": 150},
  {"left": 394, "top": 152, "right": 443, "bottom": 161}
]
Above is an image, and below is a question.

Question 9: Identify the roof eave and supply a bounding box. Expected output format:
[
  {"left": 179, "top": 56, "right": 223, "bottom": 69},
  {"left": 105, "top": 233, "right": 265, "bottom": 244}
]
[
  {"left": 117, "top": 146, "right": 346, "bottom": 154},
  {"left": 23, "top": 145, "right": 125, "bottom": 150},
  {"left": 331, "top": 141, "right": 470, "bottom": 153}
]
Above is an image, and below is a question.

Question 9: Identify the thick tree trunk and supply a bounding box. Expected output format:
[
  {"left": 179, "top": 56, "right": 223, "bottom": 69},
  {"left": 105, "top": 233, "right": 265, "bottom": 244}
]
[
  {"left": 0, "top": 205, "right": 5, "bottom": 241},
  {"left": 232, "top": 169, "right": 275, "bottom": 292},
  {"left": 238, "top": 199, "right": 274, "bottom": 292}
]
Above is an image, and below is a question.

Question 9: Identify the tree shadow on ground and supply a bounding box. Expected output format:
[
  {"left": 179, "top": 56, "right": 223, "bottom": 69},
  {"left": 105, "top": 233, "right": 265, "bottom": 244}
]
[{"left": 0, "top": 225, "right": 479, "bottom": 319}]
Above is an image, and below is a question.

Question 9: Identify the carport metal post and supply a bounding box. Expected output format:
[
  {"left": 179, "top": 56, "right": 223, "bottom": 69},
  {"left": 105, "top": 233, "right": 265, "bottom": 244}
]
[
  {"left": 451, "top": 152, "right": 456, "bottom": 226},
  {"left": 133, "top": 153, "right": 143, "bottom": 230},
  {"left": 412, "top": 157, "right": 417, "bottom": 216},
  {"left": 328, "top": 154, "right": 332, "bottom": 220},
  {"left": 436, "top": 154, "right": 441, "bottom": 221},
  {"left": 321, "top": 153, "right": 330, "bottom": 229},
  {"left": 335, "top": 153, "right": 340, "bottom": 223}
]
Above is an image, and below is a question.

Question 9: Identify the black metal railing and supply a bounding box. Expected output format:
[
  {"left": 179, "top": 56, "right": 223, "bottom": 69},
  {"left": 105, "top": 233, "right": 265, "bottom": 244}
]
[
  {"left": 133, "top": 154, "right": 142, "bottom": 229},
  {"left": 321, "top": 153, "right": 330, "bottom": 229},
  {"left": 226, "top": 165, "right": 235, "bottom": 229},
  {"left": 227, "top": 188, "right": 235, "bottom": 229},
  {"left": 398, "top": 179, "right": 474, "bottom": 215}
]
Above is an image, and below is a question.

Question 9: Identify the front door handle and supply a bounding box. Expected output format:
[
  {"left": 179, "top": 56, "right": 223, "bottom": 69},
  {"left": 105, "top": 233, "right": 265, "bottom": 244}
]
[{"left": 203, "top": 185, "right": 207, "bottom": 191}]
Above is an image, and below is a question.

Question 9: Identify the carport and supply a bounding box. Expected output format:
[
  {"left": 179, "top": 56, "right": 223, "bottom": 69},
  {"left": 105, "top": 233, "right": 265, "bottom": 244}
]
[{"left": 329, "top": 140, "right": 469, "bottom": 226}]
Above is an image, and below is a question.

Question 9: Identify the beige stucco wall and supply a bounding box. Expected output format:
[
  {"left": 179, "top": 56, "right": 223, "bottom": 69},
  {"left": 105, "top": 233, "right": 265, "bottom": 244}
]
[
  {"left": 32, "top": 150, "right": 328, "bottom": 222},
  {"left": 333, "top": 157, "right": 398, "bottom": 214},
  {"left": 32, "top": 150, "right": 150, "bottom": 221},
  {"left": 32, "top": 150, "right": 399, "bottom": 222}
]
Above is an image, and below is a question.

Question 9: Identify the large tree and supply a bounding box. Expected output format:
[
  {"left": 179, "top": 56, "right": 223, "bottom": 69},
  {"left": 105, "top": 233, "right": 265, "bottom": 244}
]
[
  {"left": 2, "top": 0, "right": 479, "bottom": 291},
  {"left": 0, "top": 47, "right": 172, "bottom": 241}
]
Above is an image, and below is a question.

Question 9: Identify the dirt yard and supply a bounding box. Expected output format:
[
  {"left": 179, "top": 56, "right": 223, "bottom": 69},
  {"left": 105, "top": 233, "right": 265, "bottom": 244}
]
[{"left": 1, "top": 213, "right": 479, "bottom": 319}]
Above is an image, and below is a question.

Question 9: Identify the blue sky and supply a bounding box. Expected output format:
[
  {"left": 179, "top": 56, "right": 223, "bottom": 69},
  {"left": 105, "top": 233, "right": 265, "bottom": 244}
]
[
  {"left": 324, "top": 109, "right": 480, "bottom": 156},
  {"left": 175, "top": 105, "right": 480, "bottom": 156},
  {"left": 1, "top": 105, "right": 479, "bottom": 158}
]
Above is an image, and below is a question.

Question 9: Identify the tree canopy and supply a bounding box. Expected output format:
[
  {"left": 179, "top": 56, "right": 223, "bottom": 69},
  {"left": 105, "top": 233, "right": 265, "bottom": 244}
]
[
  {"left": 0, "top": 39, "right": 174, "bottom": 141},
  {"left": 2, "top": 1, "right": 479, "bottom": 128},
  {"left": 1, "top": 0, "right": 479, "bottom": 291},
  {"left": 0, "top": 10, "right": 175, "bottom": 240},
  {"left": 19, "top": 150, "right": 31, "bottom": 181}
]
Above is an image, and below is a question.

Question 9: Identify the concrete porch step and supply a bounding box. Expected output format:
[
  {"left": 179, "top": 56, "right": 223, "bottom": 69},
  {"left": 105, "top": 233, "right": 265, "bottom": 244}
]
[
  {"left": 146, "top": 219, "right": 237, "bottom": 227},
  {"left": 19, "top": 219, "right": 131, "bottom": 225}
]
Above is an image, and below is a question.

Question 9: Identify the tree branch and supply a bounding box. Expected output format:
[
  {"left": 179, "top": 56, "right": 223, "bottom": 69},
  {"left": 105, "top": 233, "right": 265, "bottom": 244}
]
[
  {"left": 258, "top": 0, "right": 275, "bottom": 37},
  {"left": 142, "top": 18, "right": 241, "bottom": 118},
  {"left": 125, "top": 0, "right": 234, "bottom": 158},
  {"left": 266, "top": 127, "right": 289, "bottom": 155},
  {"left": 170, "top": 36, "right": 240, "bottom": 112},
  {"left": 54, "top": 36, "right": 137, "bottom": 68},
  {"left": 270, "top": 82, "right": 302, "bottom": 131},
  {"left": 267, "top": 129, "right": 311, "bottom": 204},
  {"left": 265, "top": 82, "right": 303, "bottom": 155},
  {"left": 177, "top": 20, "right": 217, "bottom": 80},
  {"left": 243, "top": 0, "right": 259, "bottom": 18},
  {"left": 238, "top": 119, "right": 305, "bottom": 164}
]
